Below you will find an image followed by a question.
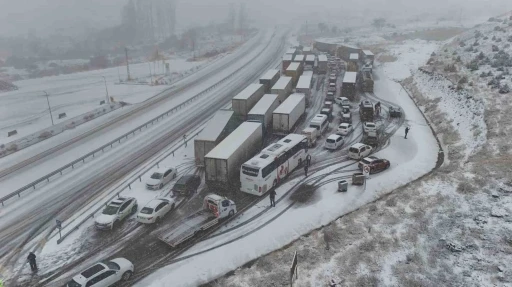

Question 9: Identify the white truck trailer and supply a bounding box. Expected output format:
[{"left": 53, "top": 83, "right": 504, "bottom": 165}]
[
  {"left": 285, "top": 62, "right": 303, "bottom": 87},
  {"left": 318, "top": 54, "right": 328, "bottom": 74},
  {"left": 271, "top": 76, "right": 293, "bottom": 103},
  {"left": 194, "top": 110, "right": 236, "bottom": 166},
  {"left": 247, "top": 94, "right": 280, "bottom": 133},
  {"left": 205, "top": 121, "right": 263, "bottom": 186},
  {"left": 158, "top": 194, "right": 237, "bottom": 247},
  {"left": 259, "top": 69, "right": 280, "bottom": 93},
  {"left": 272, "top": 93, "right": 306, "bottom": 135},
  {"left": 232, "top": 83, "right": 265, "bottom": 118},
  {"left": 296, "top": 74, "right": 313, "bottom": 97}
]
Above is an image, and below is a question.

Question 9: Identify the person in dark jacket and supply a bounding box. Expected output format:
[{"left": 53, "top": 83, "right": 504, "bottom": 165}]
[
  {"left": 405, "top": 126, "right": 410, "bottom": 139},
  {"left": 269, "top": 190, "right": 276, "bottom": 207},
  {"left": 306, "top": 154, "right": 312, "bottom": 167},
  {"left": 27, "top": 252, "right": 37, "bottom": 272},
  {"left": 304, "top": 165, "right": 309, "bottom": 177}
]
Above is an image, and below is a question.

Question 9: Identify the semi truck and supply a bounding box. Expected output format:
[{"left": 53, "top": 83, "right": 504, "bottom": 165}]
[
  {"left": 361, "top": 50, "right": 375, "bottom": 66},
  {"left": 204, "top": 122, "right": 263, "bottom": 186},
  {"left": 194, "top": 110, "right": 238, "bottom": 166},
  {"left": 293, "top": 54, "right": 305, "bottom": 63},
  {"left": 361, "top": 70, "right": 374, "bottom": 92},
  {"left": 158, "top": 194, "right": 237, "bottom": 247},
  {"left": 271, "top": 76, "right": 293, "bottom": 102},
  {"left": 305, "top": 55, "right": 315, "bottom": 71},
  {"left": 296, "top": 74, "right": 313, "bottom": 107},
  {"left": 232, "top": 83, "right": 266, "bottom": 118},
  {"left": 259, "top": 69, "right": 280, "bottom": 93},
  {"left": 342, "top": 72, "right": 357, "bottom": 100},
  {"left": 247, "top": 94, "right": 280, "bottom": 133},
  {"left": 282, "top": 54, "right": 293, "bottom": 71},
  {"left": 285, "top": 62, "right": 303, "bottom": 87},
  {"left": 272, "top": 93, "right": 306, "bottom": 134},
  {"left": 318, "top": 54, "right": 328, "bottom": 74}
]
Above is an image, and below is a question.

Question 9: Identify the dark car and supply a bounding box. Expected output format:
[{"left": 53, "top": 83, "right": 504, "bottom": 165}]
[
  {"left": 389, "top": 107, "right": 402, "bottom": 118},
  {"left": 172, "top": 175, "right": 201, "bottom": 196},
  {"left": 357, "top": 156, "right": 390, "bottom": 174}
]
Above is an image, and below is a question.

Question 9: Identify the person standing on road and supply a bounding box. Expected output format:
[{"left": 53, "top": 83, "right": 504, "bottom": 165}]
[
  {"left": 27, "top": 252, "right": 37, "bottom": 272},
  {"left": 304, "top": 165, "right": 309, "bottom": 177},
  {"left": 306, "top": 154, "right": 312, "bottom": 167},
  {"left": 183, "top": 134, "right": 187, "bottom": 147},
  {"left": 405, "top": 126, "right": 410, "bottom": 139},
  {"left": 269, "top": 190, "right": 276, "bottom": 207}
]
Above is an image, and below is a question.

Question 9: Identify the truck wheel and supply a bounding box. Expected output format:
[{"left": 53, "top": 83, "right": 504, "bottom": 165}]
[
  {"left": 122, "top": 271, "right": 133, "bottom": 281},
  {"left": 173, "top": 174, "right": 176, "bottom": 179},
  {"left": 229, "top": 210, "right": 235, "bottom": 217},
  {"left": 171, "top": 203, "right": 176, "bottom": 211},
  {"left": 112, "top": 221, "right": 118, "bottom": 230},
  {"left": 298, "top": 158, "right": 302, "bottom": 166},
  {"left": 132, "top": 205, "right": 138, "bottom": 214},
  {"left": 159, "top": 183, "right": 164, "bottom": 189},
  {"left": 155, "top": 217, "right": 161, "bottom": 224}
]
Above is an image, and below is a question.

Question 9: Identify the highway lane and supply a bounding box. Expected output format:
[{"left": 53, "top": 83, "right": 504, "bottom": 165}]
[
  {"left": 0, "top": 30, "right": 267, "bottom": 194},
  {"left": 1, "top": 30, "right": 288, "bottom": 286}
]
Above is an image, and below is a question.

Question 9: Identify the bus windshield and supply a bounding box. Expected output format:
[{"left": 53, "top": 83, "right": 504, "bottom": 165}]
[{"left": 241, "top": 165, "right": 259, "bottom": 177}]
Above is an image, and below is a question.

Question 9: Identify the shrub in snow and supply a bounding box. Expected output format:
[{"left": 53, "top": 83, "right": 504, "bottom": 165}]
[
  {"left": 467, "top": 60, "right": 479, "bottom": 71},
  {"left": 489, "top": 17, "right": 497, "bottom": 22},
  {"left": 455, "top": 56, "right": 462, "bottom": 63},
  {"left": 460, "top": 41, "right": 466, "bottom": 47},
  {"left": 493, "top": 36, "right": 497, "bottom": 41},
  {"left": 473, "top": 41, "right": 479, "bottom": 46},
  {"left": 487, "top": 71, "right": 494, "bottom": 77},
  {"left": 494, "top": 26, "right": 501, "bottom": 31},
  {"left": 465, "top": 46, "right": 474, "bottom": 52},
  {"left": 445, "top": 64, "right": 457, "bottom": 72},
  {"left": 480, "top": 71, "right": 488, "bottom": 78},
  {"left": 483, "top": 36, "right": 489, "bottom": 40},
  {"left": 499, "top": 84, "right": 510, "bottom": 94},
  {"left": 492, "top": 45, "right": 500, "bottom": 52},
  {"left": 431, "top": 52, "right": 437, "bottom": 56},
  {"left": 497, "top": 67, "right": 504, "bottom": 72},
  {"left": 496, "top": 38, "right": 502, "bottom": 42},
  {"left": 505, "top": 44, "right": 511, "bottom": 49},
  {"left": 459, "top": 76, "right": 468, "bottom": 84}
]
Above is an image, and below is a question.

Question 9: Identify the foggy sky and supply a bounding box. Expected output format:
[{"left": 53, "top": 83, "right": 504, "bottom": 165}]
[{"left": 0, "top": 0, "right": 511, "bottom": 38}]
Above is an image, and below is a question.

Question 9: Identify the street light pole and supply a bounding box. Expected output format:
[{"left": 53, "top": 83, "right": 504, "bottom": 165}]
[
  {"left": 101, "top": 76, "right": 109, "bottom": 104},
  {"left": 44, "top": 91, "right": 54, "bottom": 126}
]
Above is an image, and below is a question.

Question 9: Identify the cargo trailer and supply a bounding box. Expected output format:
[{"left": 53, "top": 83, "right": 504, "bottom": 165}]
[
  {"left": 302, "top": 47, "right": 312, "bottom": 55},
  {"left": 204, "top": 122, "right": 263, "bottom": 186},
  {"left": 318, "top": 54, "right": 328, "bottom": 74},
  {"left": 285, "top": 62, "right": 303, "bottom": 87},
  {"left": 305, "top": 54, "right": 315, "bottom": 66},
  {"left": 232, "top": 83, "right": 265, "bottom": 118},
  {"left": 247, "top": 94, "right": 280, "bottom": 132},
  {"left": 272, "top": 93, "right": 306, "bottom": 134},
  {"left": 259, "top": 69, "right": 280, "bottom": 93},
  {"left": 194, "top": 110, "right": 237, "bottom": 166},
  {"left": 282, "top": 54, "right": 293, "bottom": 70},
  {"left": 342, "top": 72, "right": 357, "bottom": 101},
  {"left": 293, "top": 54, "right": 305, "bottom": 63},
  {"left": 271, "top": 76, "right": 293, "bottom": 102},
  {"left": 296, "top": 74, "right": 313, "bottom": 107}
]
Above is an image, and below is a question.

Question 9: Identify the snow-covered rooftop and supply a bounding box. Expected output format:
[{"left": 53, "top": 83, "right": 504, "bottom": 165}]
[
  {"left": 273, "top": 93, "right": 305, "bottom": 114},
  {"left": 349, "top": 53, "right": 359, "bottom": 60},
  {"left": 286, "top": 62, "right": 301, "bottom": 72},
  {"left": 260, "top": 69, "right": 280, "bottom": 81},
  {"left": 294, "top": 55, "right": 305, "bottom": 62},
  {"left": 343, "top": 72, "right": 357, "bottom": 84},
  {"left": 248, "top": 94, "right": 278, "bottom": 116},
  {"left": 205, "top": 122, "right": 261, "bottom": 160},
  {"left": 296, "top": 75, "right": 313, "bottom": 90},
  {"left": 318, "top": 55, "right": 328, "bottom": 62},
  {"left": 195, "top": 110, "right": 234, "bottom": 142},
  {"left": 271, "top": 77, "right": 292, "bottom": 91},
  {"left": 233, "top": 84, "right": 264, "bottom": 100}
]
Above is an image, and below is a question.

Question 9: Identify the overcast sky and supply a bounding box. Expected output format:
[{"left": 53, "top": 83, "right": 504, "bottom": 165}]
[{"left": 0, "top": 0, "right": 511, "bottom": 37}]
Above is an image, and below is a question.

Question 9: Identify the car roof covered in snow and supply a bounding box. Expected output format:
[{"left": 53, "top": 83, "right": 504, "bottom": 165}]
[
  {"left": 205, "top": 122, "right": 262, "bottom": 160},
  {"left": 195, "top": 110, "right": 234, "bottom": 142},
  {"left": 339, "top": 123, "right": 350, "bottom": 127},
  {"left": 145, "top": 198, "right": 171, "bottom": 209},
  {"left": 327, "top": 134, "right": 342, "bottom": 140},
  {"left": 271, "top": 76, "right": 292, "bottom": 90},
  {"left": 343, "top": 72, "right": 357, "bottom": 83},
  {"left": 351, "top": 143, "right": 367, "bottom": 149},
  {"left": 361, "top": 156, "right": 379, "bottom": 163}
]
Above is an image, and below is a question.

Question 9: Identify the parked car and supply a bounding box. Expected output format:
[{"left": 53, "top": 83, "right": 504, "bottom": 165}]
[
  {"left": 348, "top": 143, "right": 373, "bottom": 160},
  {"left": 325, "top": 134, "right": 344, "bottom": 150},
  {"left": 146, "top": 167, "right": 177, "bottom": 190},
  {"left": 335, "top": 97, "right": 350, "bottom": 107},
  {"left": 66, "top": 258, "right": 134, "bottom": 287},
  {"left": 363, "top": 122, "right": 377, "bottom": 134},
  {"left": 137, "top": 197, "right": 177, "bottom": 224},
  {"left": 358, "top": 156, "right": 390, "bottom": 174},
  {"left": 389, "top": 106, "right": 402, "bottom": 118},
  {"left": 95, "top": 197, "right": 138, "bottom": 230},
  {"left": 320, "top": 108, "right": 333, "bottom": 120},
  {"left": 323, "top": 100, "right": 334, "bottom": 110},
  {"left": 337, "top": 123, "right": 353, "bottom": 135},
  {"left": 341, "top": 107, "right": 352, "bottom": 124},
  {"left": 326, "top": 92, "right": 335, "bottom": 101},
  {"left": 172, "top": 175, "right": 201, "bottom": 196}
]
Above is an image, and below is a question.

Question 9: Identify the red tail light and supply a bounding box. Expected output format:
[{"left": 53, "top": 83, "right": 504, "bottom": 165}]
[{"left": 258, "top": 186, "right": 262, "bottom": 193}]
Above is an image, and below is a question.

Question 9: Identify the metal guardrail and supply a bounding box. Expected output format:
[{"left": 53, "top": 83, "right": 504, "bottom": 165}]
[
  {"left": 56, "top": 127, "right": 204, "bottom": 244},
  {"left": 0, "top": 37, "right": 266, "bottom": 207}
]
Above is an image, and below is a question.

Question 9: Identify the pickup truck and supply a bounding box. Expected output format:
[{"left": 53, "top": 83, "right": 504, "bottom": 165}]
[{"left": 158, "top": 194, "right": 236, "bottom": 247}]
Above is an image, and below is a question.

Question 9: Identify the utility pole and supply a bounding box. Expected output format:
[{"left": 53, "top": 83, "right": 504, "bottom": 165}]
[
  {"left": 125, "top": 47, "right": 131, "bottom": 81},
  {"left": 148, "top": 62, "right": 153, "bottom": 85},
  {"left": 117, "top": 65, "right": 121, "bottom": 82},
  {"left": 101, "top": 76, "right": 109, "bottom": 104},
  {"left": 44, "top": 91, "right": 54, "bottom": 126}
]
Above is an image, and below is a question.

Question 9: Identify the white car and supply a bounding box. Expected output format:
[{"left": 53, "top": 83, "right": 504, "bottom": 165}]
[
  {"left": 137, "top": 197, "right": 177, "bottom": 224},
  {"left": 95, "top": 197, "right": 138, "bottom": 230},
  {"left": 146, "top": 167, "right": 178, "bottom": 190},
  {"left": 66, "top": 258, "right": 134, "bottom": 287},
  {"left": 348, "top": 143, "right": 373, "bottom": 160},
  {"left": 325, "top": 134, "right": 344, "bottom": 150},
  {"left": 335, "top": 97, "right": 350, "bottom": 106},
  {"left": 363, "top": 122, "right": 377, "bottom": 134},
  {"left": 337, "top": 123, "right": 353, "bottom": 135}
]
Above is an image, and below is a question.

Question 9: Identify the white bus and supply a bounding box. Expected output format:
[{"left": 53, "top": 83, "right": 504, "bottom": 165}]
[{"left": 240, "top": 134, "right": 308, "bottom": 195}]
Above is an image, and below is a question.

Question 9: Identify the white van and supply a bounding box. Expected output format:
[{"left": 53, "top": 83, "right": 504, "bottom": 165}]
[
  {"left": 348, "top": 143, "right": 373, "bottom": 160},
  {"left": 309, "top": 114, "right": 329, "bottom": 136},
  {"left": 301, "top": 127, "right": 318, "bottom": 147}
]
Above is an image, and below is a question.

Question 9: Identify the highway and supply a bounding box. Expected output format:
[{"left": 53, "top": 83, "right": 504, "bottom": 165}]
[{"left": 0, "top": 29, "right": 288, "bottom": 285}]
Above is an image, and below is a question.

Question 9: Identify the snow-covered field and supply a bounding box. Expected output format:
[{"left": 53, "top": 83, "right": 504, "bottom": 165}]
[
  {"left": 134, "top": 42, "right": 440, "bottom": 287},
  {"left": 0, "top": 57, "right": 213, "bottom": 141},
  {"left": 211, "top": 18, "right": 512, "bottom": 287}
]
